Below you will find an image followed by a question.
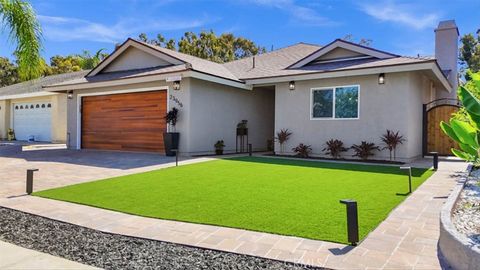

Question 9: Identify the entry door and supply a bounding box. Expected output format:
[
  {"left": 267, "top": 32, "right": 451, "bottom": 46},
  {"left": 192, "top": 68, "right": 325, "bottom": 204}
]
[
  {"left": 13, "top": 102, "right": 52, "bottom": 141},
  {"left": 81, "top": 90, "right": 167, "bottom": 152}
]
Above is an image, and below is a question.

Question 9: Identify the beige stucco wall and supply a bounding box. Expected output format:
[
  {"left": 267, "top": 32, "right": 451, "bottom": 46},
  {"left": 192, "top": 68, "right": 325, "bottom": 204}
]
[
  {"left": 66, "top": 77, "right": 275, "bottom": 155},
  {"left": 103, "top": 47, "right": 171, "bottom": 73},
  {"left": 0, "top": 100, "right": 8, "bottom": 139},
  {"left": 273, "top": 72, "right": 431, "bottom": 161},
  {"left": 0, "top": 95, "right": 67, "bottom": 142},
  {"left": 185, "top": 78, "right": 275, "bottom": 154}
]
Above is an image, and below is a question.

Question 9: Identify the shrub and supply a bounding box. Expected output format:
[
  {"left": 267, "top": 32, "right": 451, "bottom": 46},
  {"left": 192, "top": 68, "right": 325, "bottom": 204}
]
[
  {"left": 351, "top": 141, "right": 380, "bottom": 160},
  {"left": 380, "top": 130, "right": 406, "bottom": 160},
  {"left": 275, "top": 129, "right": 292, "bottom": 153},
  {"left": 214, "top": 140, "right": 225, "bottom": 155},
  {"left": 441, "top": 72, "right": 480, "bottom": 165},
  {"left": 165, "top": 107, "right": 179, "bottom": 132},
  {"left": 322, "top": 139, "right": 348, "bottom": 159},
  {"left": 292, "top": 143, "right": 312, "bottom": 158}
]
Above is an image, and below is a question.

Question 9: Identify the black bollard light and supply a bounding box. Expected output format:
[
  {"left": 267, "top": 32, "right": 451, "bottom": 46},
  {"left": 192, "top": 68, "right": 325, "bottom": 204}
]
[
  {"left": 339, "top": 199, "right": 359, "bottom": 246},
  {"left": 400, "top": 166, "right": 412, "bottom": 194},
  {"left": 430, "top": 152, "right": 439, "bottom": 170},
  {"left": 26, "top": 169, "right": 39, "bottom": 195},
  {"left": 172, "top": 149, "right": 178, "bottom": 166},
  {"left": 248, "top": 144, "right": 252, "bottom": 156}
]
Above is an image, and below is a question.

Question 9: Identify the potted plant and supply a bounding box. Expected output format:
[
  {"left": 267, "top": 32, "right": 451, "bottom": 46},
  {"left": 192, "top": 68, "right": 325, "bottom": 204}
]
[
  {"left": 163, "top": 108, "right": 179, "bottom": 156},
  {"left": 214, "top": 140, "right": 225, "bottom": 155},
  {"left": 236, "top": 120, "right": 248, "bottom": 136}
]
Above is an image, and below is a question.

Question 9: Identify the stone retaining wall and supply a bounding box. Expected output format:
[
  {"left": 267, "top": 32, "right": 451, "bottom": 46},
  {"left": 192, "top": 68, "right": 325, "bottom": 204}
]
[{"left": 438, "top": 164, "right": 480, "bottom": 270}]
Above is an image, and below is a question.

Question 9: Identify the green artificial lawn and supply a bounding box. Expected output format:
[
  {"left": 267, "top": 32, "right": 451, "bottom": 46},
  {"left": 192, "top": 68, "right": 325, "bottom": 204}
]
[{"left": 34, "top": 157, "right": 433, "bottom": 244}]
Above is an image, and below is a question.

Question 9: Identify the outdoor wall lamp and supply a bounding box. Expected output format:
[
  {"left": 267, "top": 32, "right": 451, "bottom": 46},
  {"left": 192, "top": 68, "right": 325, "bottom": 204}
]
[
  {"left": 67, "top": 90, "right": 73, "bottom": 99},
  {"left": 289, "top": 81, "right": 295, "bottom": 91},
  {"left": 378, "top": 73, "right": 385, "bottom": 84},
  {"left": 173, "top": 80, "right": 181, "bottom": 91}
]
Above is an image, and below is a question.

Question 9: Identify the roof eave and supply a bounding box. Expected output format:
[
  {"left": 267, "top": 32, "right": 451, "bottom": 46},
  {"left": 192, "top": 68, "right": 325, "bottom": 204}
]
[{"left": 244, "top": 61, "right": 453, "bottom": 91}]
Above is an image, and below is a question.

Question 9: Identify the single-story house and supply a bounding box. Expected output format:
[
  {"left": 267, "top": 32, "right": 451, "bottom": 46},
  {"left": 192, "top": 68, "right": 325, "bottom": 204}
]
[
  {"left": 0, "top": 71, "right": 89, "bottom": 142},
  {"left": 43, "top": 20, "right": 459, "bottom": 162}
]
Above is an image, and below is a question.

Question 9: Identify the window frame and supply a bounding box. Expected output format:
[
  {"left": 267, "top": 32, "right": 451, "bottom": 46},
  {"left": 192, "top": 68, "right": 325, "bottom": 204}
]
[{"left": 310, "top": 84, "right": 360, "bottom": 120}]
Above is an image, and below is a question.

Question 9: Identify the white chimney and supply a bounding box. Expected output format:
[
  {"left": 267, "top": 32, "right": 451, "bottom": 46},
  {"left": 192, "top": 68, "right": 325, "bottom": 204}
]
[{"left": 435, "top": 20, "right": 459, "bottom": 98}]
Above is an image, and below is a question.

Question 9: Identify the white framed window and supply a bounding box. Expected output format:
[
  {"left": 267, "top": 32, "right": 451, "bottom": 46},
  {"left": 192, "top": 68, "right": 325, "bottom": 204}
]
[{"left": 310, "top": 85, "right": 360, "bottom": 120}]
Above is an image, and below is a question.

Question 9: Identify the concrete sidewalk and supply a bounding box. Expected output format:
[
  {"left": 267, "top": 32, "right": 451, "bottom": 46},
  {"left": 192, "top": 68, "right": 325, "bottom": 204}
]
[{"left": 0, "top": 240, "right": 97, "bottom": 269}]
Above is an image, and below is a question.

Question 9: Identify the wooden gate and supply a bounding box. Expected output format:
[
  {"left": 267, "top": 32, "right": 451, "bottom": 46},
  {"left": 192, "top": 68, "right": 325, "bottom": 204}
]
[{"left": 423, "top": 99, "right": 461, "bottom": 156}]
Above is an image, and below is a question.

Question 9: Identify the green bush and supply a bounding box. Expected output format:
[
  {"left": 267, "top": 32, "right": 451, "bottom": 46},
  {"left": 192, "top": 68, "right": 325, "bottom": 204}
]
[{"left": 441, "top": 72, "right": 480, "bottom": 164}]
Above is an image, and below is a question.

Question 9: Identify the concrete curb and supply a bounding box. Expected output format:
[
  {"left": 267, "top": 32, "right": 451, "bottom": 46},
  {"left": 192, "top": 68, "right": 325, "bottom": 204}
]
[{"left": 438, "top": 164, "right": 480, "bottom": 270}]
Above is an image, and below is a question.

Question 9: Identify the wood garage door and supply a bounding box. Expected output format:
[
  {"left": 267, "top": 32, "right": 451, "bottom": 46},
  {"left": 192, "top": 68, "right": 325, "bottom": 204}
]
[{"left": 81, "top": 90, "right": 167, "bottom": 152}]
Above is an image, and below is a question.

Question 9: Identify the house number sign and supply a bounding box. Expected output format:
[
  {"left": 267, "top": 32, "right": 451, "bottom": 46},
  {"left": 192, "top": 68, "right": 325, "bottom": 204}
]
[{"left": 169, "top": 94, "right": 183, "bottom": 108}]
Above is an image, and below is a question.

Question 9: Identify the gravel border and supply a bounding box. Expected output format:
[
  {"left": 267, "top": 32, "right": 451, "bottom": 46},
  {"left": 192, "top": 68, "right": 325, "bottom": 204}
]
[
  {"left": 0, "top": 207, "right": 325, "bottom": 270},
  {"left": 452, "top": 169, "right": 480, "bottom": 246}
]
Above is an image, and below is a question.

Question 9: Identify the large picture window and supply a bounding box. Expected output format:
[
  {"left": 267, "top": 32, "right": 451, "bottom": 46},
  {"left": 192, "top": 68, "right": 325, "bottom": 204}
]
[{"left": 311, "top": 85, "right": 359, "bottom": 119}]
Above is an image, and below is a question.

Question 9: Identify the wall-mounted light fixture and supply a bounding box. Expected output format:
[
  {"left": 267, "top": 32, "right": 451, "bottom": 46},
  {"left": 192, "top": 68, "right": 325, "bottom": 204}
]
[
  {"left": 378, "top": 73, "right": 385, "bottom": 84},
  {"left": 289, "top": 81, "right": 295, "bottom": 91},
  {"left": 67, "top": 90, "right": 73, "bottom": 99},
  {"left": 173, "top": 80, "right": 181, "bottom": 91}
]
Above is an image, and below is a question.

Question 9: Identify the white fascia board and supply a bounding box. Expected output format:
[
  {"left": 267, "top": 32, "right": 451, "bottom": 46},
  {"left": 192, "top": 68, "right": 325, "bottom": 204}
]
[
  {"left": 189, "top": 71, "right": 252, "bottom": 90},
  {"left": 245, "top": 62, "right": 447, "bottom": 86},
  {"left": 0, "top": 91, "right": 58, "bottom": 101},
  {"left": 88, "top": 39, "right": 184, "bottom": 77},
  {"left": 290, "top": 40, "right": 396, "bottom": 69},
  {"left": 44, "top": 70, "right": 251, "bottom": 92}
]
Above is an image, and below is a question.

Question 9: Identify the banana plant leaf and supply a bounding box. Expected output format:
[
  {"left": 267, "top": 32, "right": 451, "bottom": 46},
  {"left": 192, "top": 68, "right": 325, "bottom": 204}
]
[{"left": 450, "top": 119, "right": 479, "bottom": 148}]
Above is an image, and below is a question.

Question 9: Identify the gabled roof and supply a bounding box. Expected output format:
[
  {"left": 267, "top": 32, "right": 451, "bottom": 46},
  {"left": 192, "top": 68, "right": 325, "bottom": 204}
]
[
  {"left": 44, "top": 37, "right": 452, "bottom": 92},
  {"left": 288, "top": 39, "right": 398, "bottom": 69},
  {"left": 222, "top": 43, "right": 321, "bottom": 80},
  {"left": 0, "top": 70, "right": 89, "bottom": 99},
  {"left": 87, "top": 38, "right": 240, "bottom": 82}
]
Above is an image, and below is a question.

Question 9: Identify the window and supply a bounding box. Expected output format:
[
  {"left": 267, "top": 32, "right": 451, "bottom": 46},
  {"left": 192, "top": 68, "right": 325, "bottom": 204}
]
[{"left": 311, "top": 85, "right": 359, "bottom": 119}]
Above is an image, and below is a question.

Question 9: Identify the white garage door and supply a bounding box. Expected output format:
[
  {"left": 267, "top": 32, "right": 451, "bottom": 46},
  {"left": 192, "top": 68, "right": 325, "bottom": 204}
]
[{"left": 13, "top": 101, "right": 52, "bottom": 141}]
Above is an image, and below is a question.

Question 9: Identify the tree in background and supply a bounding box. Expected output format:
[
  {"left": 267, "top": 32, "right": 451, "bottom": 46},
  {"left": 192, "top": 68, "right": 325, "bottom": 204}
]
[
  {"left": 139, "top": 30, "right": 266, "bottom": 63},
  {"left": 0, "top": 0, "right": 43, "bottom": 80},
  {"left": 0, "top": 57, "right": 19, "bottom": 86},
  {"left": 460, "top": 29, "right": 480, "bottom": 80},
  {"left": 44, "top": 49, "right": 108, "bottom": 75}
]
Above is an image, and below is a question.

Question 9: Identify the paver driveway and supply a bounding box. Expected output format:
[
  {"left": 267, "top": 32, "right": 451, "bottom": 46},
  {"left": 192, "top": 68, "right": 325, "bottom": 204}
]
[{"left": 0, "top": 143, "right": 194, "bottom": 198}]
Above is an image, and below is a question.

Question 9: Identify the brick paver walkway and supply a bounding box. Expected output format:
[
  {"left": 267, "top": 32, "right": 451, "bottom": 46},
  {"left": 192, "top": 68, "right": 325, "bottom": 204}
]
[{"left": 0, "top": 146, "right": 468, "bottom": 269}]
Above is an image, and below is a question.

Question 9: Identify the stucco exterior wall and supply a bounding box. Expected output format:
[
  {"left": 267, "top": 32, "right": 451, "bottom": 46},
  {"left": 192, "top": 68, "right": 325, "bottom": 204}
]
[
  {"left": 65, "top": 78, "right": 274, "bottom": 155},
  {"left": 185, "top": 79, "right": 275, "bottom": 154},
  {"left": 103, "top": 47, "right": 171, "bottom": 73},
  {"left": 0, "top": 95, "right": 66, "bottom": 142},
  {"left": 273, "top": 72, "right": 430, "bottom": 161},
  {"left": 0, "top": 100, "right": 7, "bottom": 139}
]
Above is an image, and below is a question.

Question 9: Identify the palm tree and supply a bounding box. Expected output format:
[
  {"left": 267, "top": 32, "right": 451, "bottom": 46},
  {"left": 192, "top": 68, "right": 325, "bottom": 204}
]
[{"left": 0, "top": 0, "right": 42, "bottom": 80}]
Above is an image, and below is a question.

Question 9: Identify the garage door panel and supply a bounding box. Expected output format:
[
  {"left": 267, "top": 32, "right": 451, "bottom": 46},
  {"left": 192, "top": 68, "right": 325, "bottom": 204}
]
[
  {"left": 13, "top": 101, "right": 52, "bottom": 141},
  {"left": 81, "top": 91, "right": 167, "bottom": 153}
]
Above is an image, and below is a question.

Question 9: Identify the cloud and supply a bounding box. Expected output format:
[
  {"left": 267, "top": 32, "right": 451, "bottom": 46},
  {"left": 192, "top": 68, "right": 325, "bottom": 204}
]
[
  {"left": 38, "top": 14, "right": 214, "bottom": 43},
  {"left": 360, "top": 1, "right": 439, "bottom": 30},
  {"left": 250, "top": 0, "right": 339, "bottom": 26}
]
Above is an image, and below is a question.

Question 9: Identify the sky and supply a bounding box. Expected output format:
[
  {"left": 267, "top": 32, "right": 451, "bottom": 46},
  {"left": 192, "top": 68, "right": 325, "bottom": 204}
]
[{"left": 0, "top": 0, "right": 479, "bottom": 61}]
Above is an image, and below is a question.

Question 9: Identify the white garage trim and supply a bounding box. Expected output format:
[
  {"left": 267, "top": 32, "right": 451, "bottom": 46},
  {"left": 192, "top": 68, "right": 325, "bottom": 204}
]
[{"left": 75, "top": 86, "right": 170, "bottom": 150}]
